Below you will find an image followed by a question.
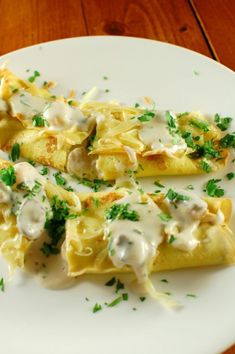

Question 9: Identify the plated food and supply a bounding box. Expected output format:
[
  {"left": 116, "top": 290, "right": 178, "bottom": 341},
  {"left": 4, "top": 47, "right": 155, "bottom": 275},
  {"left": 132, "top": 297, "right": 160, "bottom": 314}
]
[{"left": 0, "top": 66, "right": 234, "bottom": 305}]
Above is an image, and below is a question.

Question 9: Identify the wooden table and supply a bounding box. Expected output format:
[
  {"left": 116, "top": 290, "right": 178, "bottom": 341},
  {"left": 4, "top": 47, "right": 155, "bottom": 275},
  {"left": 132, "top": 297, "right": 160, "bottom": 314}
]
[{"left": 0, "top": 0, "right": 234, "bottom": 352}]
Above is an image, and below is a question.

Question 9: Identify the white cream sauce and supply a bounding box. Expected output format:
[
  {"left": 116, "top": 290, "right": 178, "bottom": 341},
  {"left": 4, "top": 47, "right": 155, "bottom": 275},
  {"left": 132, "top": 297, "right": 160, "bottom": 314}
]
[
  {"left": 25, "top": 232, "right": 76, "bottom": 289},
  {"left": 9, "top": 91, "right": 47, "bottom": 119},
  {"left": 0, "top": 180, "right": 12, "bottom": 204},
  {"left": 164, "top": 189, "right": 207, "bottom": 251},
  {"left": 138, "top": 111, "right": 187, "bottom": 155},
  {"left": 12, "top": 162, "right": 50, "bottom": 240},
  {"left": 9, "top": 91, "right": 93, "bottom": 131},
  {"left": 43, "top": 101, "right": 91, "bottom": 131},
  {"left": 105, "top": 192, "right": 164, "bottom": 283}
]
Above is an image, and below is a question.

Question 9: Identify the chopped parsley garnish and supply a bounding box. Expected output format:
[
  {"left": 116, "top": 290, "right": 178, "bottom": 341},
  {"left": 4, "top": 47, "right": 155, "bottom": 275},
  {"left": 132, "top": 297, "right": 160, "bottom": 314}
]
[
  {"left": 226, "top": 172, "right": 235, "bottom": 180},
  {"left": 137, "top": 110, "right": 155, "bottom": 122},
  {"left": 105, "top": 89, "right": 110, "bottom": 93},
  {"left": 132, "top": 307, "right": 137, "bottom": 311},
  {"left": 106, "top": 203, "right": 139, "bottom": 222},
  {"left": 186, "top": 293, "right": 197, "bottom": 298},
  {"left": 9, "top": 143, "right": 20, "bottom": 162},
  {"left": 41, "top": 196, "right": 75, "bottom": 257},
  {"left": 65, "top": 186, "right": 74, "bottom": 192},
  {"left": 154, "top": 180, "right": 164, "bottom": 188},
  {"left": 165, "top": 111, "right": 176, "bottom": 129},
  {"left": 53, "top": 172, "right": 67, "bottom": 186},
  {"left": 107, "top": 296, "right": 123, "bottom": 307},
  {"left": 134, "top": 103, "right": 140, "bottom": 108},
  {"left": 188, "top": 140, "right": 220, "bottom": 160},
  {"left": 203, "top": 179, "right": 224, "bottom": 197},
  {"left": 67, "top": 100, "right": 73, "bottom": 106},
  {"left": 139, "top": 297, "right": 146, "bottom": 302},
  {"left": 165, "top": 188, "right": 190, "bottom": 203},
  {"left": 161, "top": 279, "right": 168, "bottom": 283},
  {"left": 93, "top": 303, "right": 102, "bottom": 313},
  {"left": 28, "top": 159, "right": 36, "bottom": 166},
  {"left": 0, "top": 277, "right": 4, "bottom": 292},
  {"left": 189, "top": 118, "right": 209, "bottom": 132},
  {"left": 169, "top": 235, "right": 177, "bottom": 244},
  {"left": 77, "top": 177, "right": 111, "bottom": 192},
  {"left": 199, "top": 159, "right": 212, "bottom": 173},
  {"left": 103, "top": 76, "right": 108, "bottom": 80},
  {"left": 122, "top": 293, "right": 128, "bottom": 301},
  {"left": 28, "top": 70, "right": 40, "bottom": 83},
  {"left": 164, "top": 292, "right": 172, "bottom": 296},
  {"left": 181, "top": 132, "right": 195, "bottom": 149},
  {"left": 214, "top": 113, "right": 232, "bottom": 131},
  {"left": 158, "top": 212, "right": 172, "bottom": 222},
  {"left": 105, "top": 277, "right": 116, "bottom": 286},
  {"left": 0, "top": 166, "right": 16, "bottom": 186},
  {"left": 32, "top": 115, "right": 49, "bottom": 127},
  {"left": 115, "top": 279, "right": 124, "bottom": 293},
  {"left": 17, "top": 180, "right": 42, "bottom": 199},
  {"left": 219, "top": 133, "right": 235, "bottom": 149},
  {"left": 40, "top": 166, "right": 49, "bottom": 175}
]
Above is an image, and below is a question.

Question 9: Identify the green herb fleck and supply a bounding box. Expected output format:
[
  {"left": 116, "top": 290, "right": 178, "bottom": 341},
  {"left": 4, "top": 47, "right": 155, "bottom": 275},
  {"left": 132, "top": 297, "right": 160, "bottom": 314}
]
[
  {"left": 165, "top": 188, "right": 190, "bottom": 203},
  {"left": 164, "top": 292, "right": 171, "bottom": 296},
  {"left": 105, "top": 277, "right": 116, "bottom": 287},
  {"left": 161, "top": 279, "right": 168, "bottom": 283},
  {"left": 219, "top": 133, "right": 235, "bottom": 149},
  {"left": 115, "top": 279, "right": 124, "bottom": 293},
  {"left": 226, "top": 172, "right": 235, "bottom": 180},
  {"left": 107, "top": 296, "right": 122, "bottom": 307},
  {"left": 28, "top": 70, "right": 40, "bottom": 83},
  {"left": 138, "top": 110, "right": 155, "bottom": 122},
  {"left": 40, "top": 166, "right": 49, "bottom": 176},
  {"left": 103, "top": 76, "right": 108, "bottom": 80},
  {"left": 93, "top": 303, "right": 102, "bottom": 313},
  {"left": 32, "top": 115, "right": 49, "bottom": 127},
  {"left": 105, "top": 89, "right": 110, "bottom": 93},
  {"left": 122, "top": 293, "right": 128, "bottom": 301},
  {"left": 214, "top": 113, "right": 232, "bottom": 131},
  {"left": 9, "top": 143, "right": 20, "bottom": 162},
  {"left": 77, "top": 177, "right": 111, "bottom": 192},
  {"left": 154, "top": 181, "right": 164, "bottom": 188},
  {"left": 0, "top": 278, "right": 4, "bottom": 292},
  {"left": 204, "top": 179, "right": 224, "bottom": 197},
  {"left": 134, "top": 103, "right": 140, "bottom": 108},
  {"left": 158, "top": 212, "right": 172, "bottom": 222},
  {"left": 169, "top": 235, "right": 176, "bottom": 244},
  {"left": 186, "top": 293, "right": 197, "bottom": 298},
  {"left": 199, "top": 159, "right": 212, "bottom": 173},
  {"left": 190, "top": 118, "right": 209, "bottom": 132},
  {"left": 54, "top": 172, "right": 67, "bottom": 186},
  {"left": 0, "top": 166, "right": 16, "bottom": 186},
  {"left": 165, "top": 111, "right": 176, "bottom": 129},
  {"left": 139, "top": 296, "right": 146, "bottom": 302},
  {"left": 106, "top": 203, "right": 139, "bottom": 222}
]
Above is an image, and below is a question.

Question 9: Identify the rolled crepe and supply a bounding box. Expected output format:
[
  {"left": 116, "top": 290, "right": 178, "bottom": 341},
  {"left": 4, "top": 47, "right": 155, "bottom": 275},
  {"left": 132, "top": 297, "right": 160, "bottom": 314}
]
[{"left": 64, "top": 189, "right": 235, "bottom": 278}]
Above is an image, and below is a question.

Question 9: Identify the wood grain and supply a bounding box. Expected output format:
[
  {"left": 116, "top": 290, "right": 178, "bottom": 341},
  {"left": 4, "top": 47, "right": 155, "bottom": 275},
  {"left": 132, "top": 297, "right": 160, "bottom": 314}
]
[
  {"left": 190, "top": 0, "right": 235, "bottom": 70},
  {"left": 82, "top": 0, "right": 212, "bottom": 57},
  {"left": 0, "top": 0, "right": 87, "bottom": 55}
]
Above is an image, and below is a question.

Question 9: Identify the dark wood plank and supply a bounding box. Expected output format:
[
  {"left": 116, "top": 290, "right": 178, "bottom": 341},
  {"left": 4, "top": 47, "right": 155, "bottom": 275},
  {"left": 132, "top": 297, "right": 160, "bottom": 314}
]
[
  {"left": 0, "top": 0, "right": 87, "bottom": 55},
  {"left": 191, "top": 0, "right": 235, "bottom": 70},
  {"left": 82, "top": 0, "right": 212, "bottom": 57}
]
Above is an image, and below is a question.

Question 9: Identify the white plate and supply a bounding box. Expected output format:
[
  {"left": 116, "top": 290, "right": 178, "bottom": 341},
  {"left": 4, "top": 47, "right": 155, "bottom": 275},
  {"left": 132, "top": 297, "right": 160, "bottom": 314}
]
[{"left": 0, "top": 36, "right": 235, "bottom": 354}]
